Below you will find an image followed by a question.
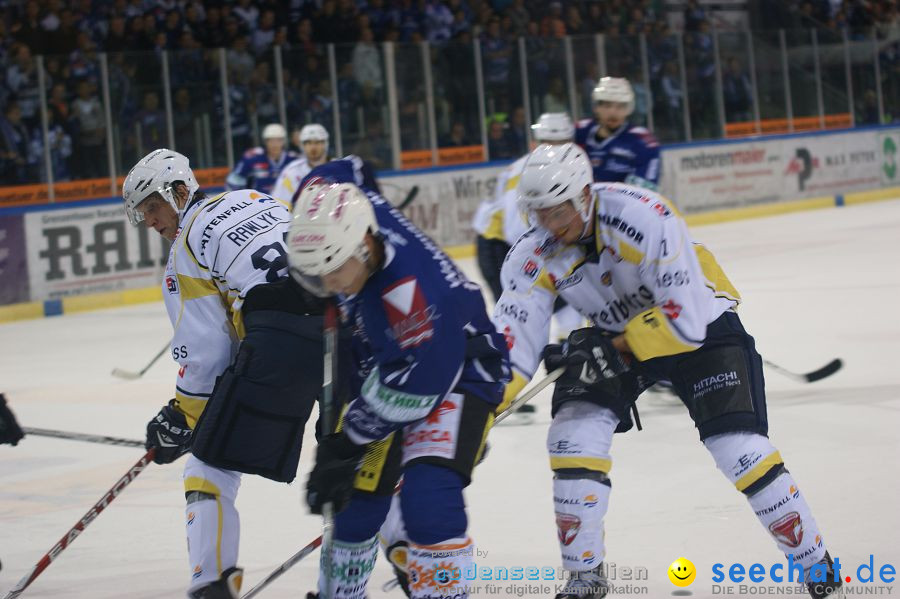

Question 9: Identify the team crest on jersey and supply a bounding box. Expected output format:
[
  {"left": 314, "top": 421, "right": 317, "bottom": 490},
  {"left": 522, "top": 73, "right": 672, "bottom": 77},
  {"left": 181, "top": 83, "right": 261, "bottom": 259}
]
[
  {"left": 769, "top": 512, "right": 803, "bottom": 547},
  {"left": 661, "top": 299, "right": 682, "bottom": 320},
  {"left": 166, "top": 275, "right": 178, "bottom": 294},
  {"left": 382, "top": 276, "right": 437, "bottom": 349},
  {"left": 556, "top": 513, "right": 581, "bottom": 546}
]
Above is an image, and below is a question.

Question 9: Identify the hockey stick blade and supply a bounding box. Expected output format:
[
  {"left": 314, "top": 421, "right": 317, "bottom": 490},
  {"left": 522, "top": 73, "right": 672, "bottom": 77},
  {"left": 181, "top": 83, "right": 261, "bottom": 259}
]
[
  {"left": 764, "top": 358, "right": 843, "bottom": 383},
  {"left": 111, "top": 344, "right": 169, "bottom": 381},
  {"left": 110, "top": 368, "right": 141, "bottom": 380},
  {"left": 397, "top": 185, "right": 420, "bottom": 210}
]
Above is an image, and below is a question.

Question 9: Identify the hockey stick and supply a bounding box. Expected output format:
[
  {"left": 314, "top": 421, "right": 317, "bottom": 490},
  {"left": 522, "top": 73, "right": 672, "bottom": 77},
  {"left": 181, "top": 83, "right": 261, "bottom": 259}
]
[
  {"left": 764, "top": 358, "right": 843, "bottom": 383},
  {"left": 396, "top": 185, "right": 419, "bottom": 210},
  {"left": 319, "top": 303, "right": 339, "bottom": 599},
  {"left": 239, "top": 536, "right": 323, "bottom": 599},
  {"left": 3, "top": 449, "right": 155, "bottom": 599},
  {"left": 238, "top": 367, "right": 565, "bottom": 598},
  {"left": 22, "top": 427, "right": 143, "bottom": 448},
  {"left": 111, "top": 343, "right": 169, "bottom": 380}
]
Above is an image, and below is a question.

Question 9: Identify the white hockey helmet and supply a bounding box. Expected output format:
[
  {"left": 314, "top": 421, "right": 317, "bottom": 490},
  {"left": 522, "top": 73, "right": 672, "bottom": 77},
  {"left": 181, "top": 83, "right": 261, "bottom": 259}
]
[
  {"left": 299, "top": 123, "right": 330, "bottom": 156},
  {"left": 262, "top": 123, "right": 287, "bottom": 140},
  {"left": 122, "top": 148, "right": 198, "bottom": 226},
  {"left": 287, "top": 182, "right": 377, "bottom": 295},
  {"left": 591, "top": 77, "right": 635, "bottom": 115},
  {"left": 518, "top": 143, "right": 594, "bottom": 224},
  {"left": 531, "top": 112, "right": 575, "bottom": 142}
]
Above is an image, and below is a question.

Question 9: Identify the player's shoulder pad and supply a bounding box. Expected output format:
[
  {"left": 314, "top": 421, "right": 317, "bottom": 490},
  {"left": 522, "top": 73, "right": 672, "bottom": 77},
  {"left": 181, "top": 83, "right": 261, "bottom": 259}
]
[
  {"left": 576, "top": 118, "right": 594, "bottom": 129},
  {"left": 187, "top": 189, "right": 288, "bottom": 249},
  {"left": 593, "top": 182, "right": 676, "bottom": 228},
  {"left": 243, "top": 147, "right": 264, "bottom": 159},
  {"left": 500, "top": 227, "right": 559, "bottom": 293},
  {"left": 626, "top": 126, "right": 660, "bottom": 148}
]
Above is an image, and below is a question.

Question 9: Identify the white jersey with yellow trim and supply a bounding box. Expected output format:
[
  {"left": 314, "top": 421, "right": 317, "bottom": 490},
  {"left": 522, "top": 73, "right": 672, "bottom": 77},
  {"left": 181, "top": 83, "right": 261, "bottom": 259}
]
[
  {"left": 163, "top": 188, "right": 292, "bottom": 426},
  {"left": 270, "top": 156, "right": 314, "bottom": 205},
  {"left": 471, "top": 155, "right": 529, "bottom": 244},
  {"left": 494, "top": 182, "right": 740, "bottom": 386}
]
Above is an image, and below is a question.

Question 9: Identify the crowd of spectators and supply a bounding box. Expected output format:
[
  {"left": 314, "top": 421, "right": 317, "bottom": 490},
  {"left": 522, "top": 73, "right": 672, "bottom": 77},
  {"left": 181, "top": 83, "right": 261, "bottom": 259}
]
[
  {"left": 753, "top": 0, "right": 899, "bottom": 37},
  {"left": 0, "top": 0, "right": 897, "bottom": 186}
]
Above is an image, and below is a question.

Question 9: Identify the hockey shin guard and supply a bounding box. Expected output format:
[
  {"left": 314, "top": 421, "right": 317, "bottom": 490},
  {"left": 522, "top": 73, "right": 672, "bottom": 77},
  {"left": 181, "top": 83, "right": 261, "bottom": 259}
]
[
  {"left": 548, "top": 401, "right": 617, "bottom": 572},
  {"left": 407, "top": 537, "right": 474, "bottom": 599},
  {"left": 705, "top": 432, "right": 828, "bottom": 580},
  {"left": 318, "top": 536, "right": 379, "bottom": 599}
]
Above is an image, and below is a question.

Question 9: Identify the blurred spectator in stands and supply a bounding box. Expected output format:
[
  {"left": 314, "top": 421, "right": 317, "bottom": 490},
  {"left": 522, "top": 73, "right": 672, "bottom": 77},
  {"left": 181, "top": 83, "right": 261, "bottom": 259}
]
[
  {"left": 659, "top": 60, "right": 684, "bottom": 138},
  {"left": 440, "top": 120, "right": 471, "bottom": 147},
  {"left": 508, "top": 0, "right": 530, "bottom": 36},
  {"left": 163, "top": 10, "right": 182, "bottom": 48},
  {"left": 252, "top": 9, "right": 276, "bottom": 55},
  {"left": 105, "top": 15, "right": 129, "bottom": 53},
  {"left": 202, "top": 7, "right": 228, "bottom": 49},
  {"left": 10, "top": 1, "right": 45, "bottom": 56},
  {"left": 684, "top": 0, "right": 707, "bottom": 32},
  {"left": 424, "top": 0, "right": 454, "bottom": 44},
  {"left": 352, "top": 118, "right": 392, "bottom": 169},
  {"left": 543, "top": 77, "right": 568, "bottom": 114},
  {"left": 581, "top": 61, "right": 599, "bottom": 117},
  {"left": 338, "top": 61, "right": 362, "bottom": 133},
  {"left": 292, "top": 18, "right": 317, "bottom": 55},
  {"left": 234, "top": 0, "right": 260, "bottom": 31},
  {"left": 482, "top": 17, "right": 512, "bottom": 105},
  {"left": 566, "top": 5, "right": 587, "bottom": 35},
  {"left": 34, "top": 105, "right": 73, "bottom": 182},
  {"left": 353, "top": 27, "right": 383, "bottom": 102},
  {"left": 722, "top": 56, "right": 753, "bottom": 123},
  {"left": 5, "top": 44, "right": 40, "bottom": 129},
  {"left": 0, "top": 102, "right": 35, "bottom": 184},
  {"left": 135, "top": 91, "right": 167, "bottom": 154},
  {"left": 857, "top": 89, "right": 881, "bottom": 124},
  {"left": 172, "top": 88, "right": 200, "bottom": 162},
  {"left": 487, "top": 117, "right": 514, "bottom": 160},
  {"left": 70, "top": 79, "right": 106, "bottom": 178},
  {"left": 41, "top": 0, "right": 63, "bottom": 33},
  {"left": 46, "top": 9, "right": 80, "bottom": 56},
  {"left": 69, "top": 32, "right": 100, "bottom": 83},
  {"left": 250, "top": 61, "right": 279, "bottom": 125},
  {"left": 506, "top": 106, "right": 528, "bottom": 155},
  {"left": 48, "top": 82, "right": 70, "bottom": 126},
  {"left": 227, "top": 34, "right": 256, "bottom": 85}
]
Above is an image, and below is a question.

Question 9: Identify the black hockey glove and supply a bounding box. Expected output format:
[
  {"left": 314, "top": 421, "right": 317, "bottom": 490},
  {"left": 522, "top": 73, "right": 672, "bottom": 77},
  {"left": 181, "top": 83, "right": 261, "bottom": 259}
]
[
  {"left": 145, "top": 399, "right": 192, "bottom": 464},
  {"left": 0, "top": 393, "right": 25, "bottom": 446},
  {"left": 542, "top": 327, "right": 629, "bottom": 385},
  {"left": 306, "top": 433, "right": 366, "bottom": 515}
]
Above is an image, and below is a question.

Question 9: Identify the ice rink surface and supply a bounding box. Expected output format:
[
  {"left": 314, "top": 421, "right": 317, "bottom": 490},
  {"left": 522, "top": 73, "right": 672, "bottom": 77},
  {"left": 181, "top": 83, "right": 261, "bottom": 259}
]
[{"left": 2, "top": 200, "right": 899, "bottom": 598}]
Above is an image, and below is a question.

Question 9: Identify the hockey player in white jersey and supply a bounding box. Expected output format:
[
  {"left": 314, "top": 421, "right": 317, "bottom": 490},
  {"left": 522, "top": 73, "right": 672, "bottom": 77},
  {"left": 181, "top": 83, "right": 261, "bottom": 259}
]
[
  {"left": 270, "top": 123, "right": 331, "bottom": 204},
  {"left": 474, "top": 112, "right": 576, "bottom": 302},
  {"left": 493, "top": 143, "right": 842, "bottom": 599},
  {"left": 122, "top": 149, "right": 336, "bottom": 598}
]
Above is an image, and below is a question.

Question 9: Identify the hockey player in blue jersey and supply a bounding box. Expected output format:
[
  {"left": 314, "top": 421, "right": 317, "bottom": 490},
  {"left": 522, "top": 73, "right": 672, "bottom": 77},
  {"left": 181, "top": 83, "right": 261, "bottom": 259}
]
[
  {"left": 287, "top": 180, "right": 510, "bottom": 599},
  {"left": 225, "top": 123, "right": 300, "bottom": 194},
  {"left": 575, "top": 77, "right": 661, "bottom": 190}
]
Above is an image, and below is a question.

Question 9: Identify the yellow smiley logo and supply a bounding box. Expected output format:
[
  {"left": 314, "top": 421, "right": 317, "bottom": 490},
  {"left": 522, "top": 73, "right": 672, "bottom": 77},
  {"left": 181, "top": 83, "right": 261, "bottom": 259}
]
[{"left": 668, "top": 557, "right": 696, "bottom": 587}]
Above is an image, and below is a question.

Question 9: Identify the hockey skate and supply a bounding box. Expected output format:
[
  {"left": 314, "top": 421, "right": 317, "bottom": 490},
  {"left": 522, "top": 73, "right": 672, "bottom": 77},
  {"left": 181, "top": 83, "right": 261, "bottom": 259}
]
[
  {"left": 807, "top": 552, "right": 843, "bottom": 599},
  {"left": 555, "top": 563, "right": 609, "bottom": 599},
  {"left": 188, "top": 566, "right": 243, "bottom": 599}
]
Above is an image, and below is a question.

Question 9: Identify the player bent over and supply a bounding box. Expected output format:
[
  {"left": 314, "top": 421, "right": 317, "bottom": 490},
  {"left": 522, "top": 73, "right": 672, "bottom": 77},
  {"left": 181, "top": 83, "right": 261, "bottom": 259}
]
[
  {"left": 123, "top": 149, "right": 335, "bottom": 598},
  {"left": 287, "top": 181, "right": 510, "bottom": 599},
  {"left": 493, "top": 143, "right": 841, "bottom": 599}
]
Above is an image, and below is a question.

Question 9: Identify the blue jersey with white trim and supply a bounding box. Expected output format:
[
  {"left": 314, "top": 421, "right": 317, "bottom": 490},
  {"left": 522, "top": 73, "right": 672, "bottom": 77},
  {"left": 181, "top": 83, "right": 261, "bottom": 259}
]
[
  {"left": 297, "top": 155, "right": 381, "bottom": 204},
  {"left": 339, "top": 193, "right": 510, "bottom": 445},
  {"left": 226, "top": 147, "right": 300, "bottom": 194},
  {"left": 575, "top": 119, "right": 660, "bottom": 189}
]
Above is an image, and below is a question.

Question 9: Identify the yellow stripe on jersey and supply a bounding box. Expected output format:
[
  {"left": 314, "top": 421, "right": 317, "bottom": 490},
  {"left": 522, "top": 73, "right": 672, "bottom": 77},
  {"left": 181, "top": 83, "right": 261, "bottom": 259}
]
[
  {"left": 694, "top": 244, "right": 741, "bottom": 302},
  {"left": 624, "top": 306, "right": 699, "bottom": 361},
  {"left": 177, "top": 274, "right": 219, "bottom": 300},
  {"left": 482, "top": 210, "right": 506, "bottom": 241},
  {"left": 175, "top": 393, "right": 208, "bottom": 429},
  {"left": 617, "top": 240, "right": 645, "bottom": 265},
  {"left": 504, "top": 174, "right": 521, "bottom": 192},
  {"left": 184, "top": 476, "right": 222, "bottom": 497},
  {"left": 735, "top": 451, "right": 783, "bottom": 493},
  {"left": 354, "top": 434, "right": 394, "bottom": 492},
  {"left": 550, "top": 456, "right": 612, "bottom": 474},
  {"left": 498, "top": 371, "right": 529, "bottom": 413}
]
